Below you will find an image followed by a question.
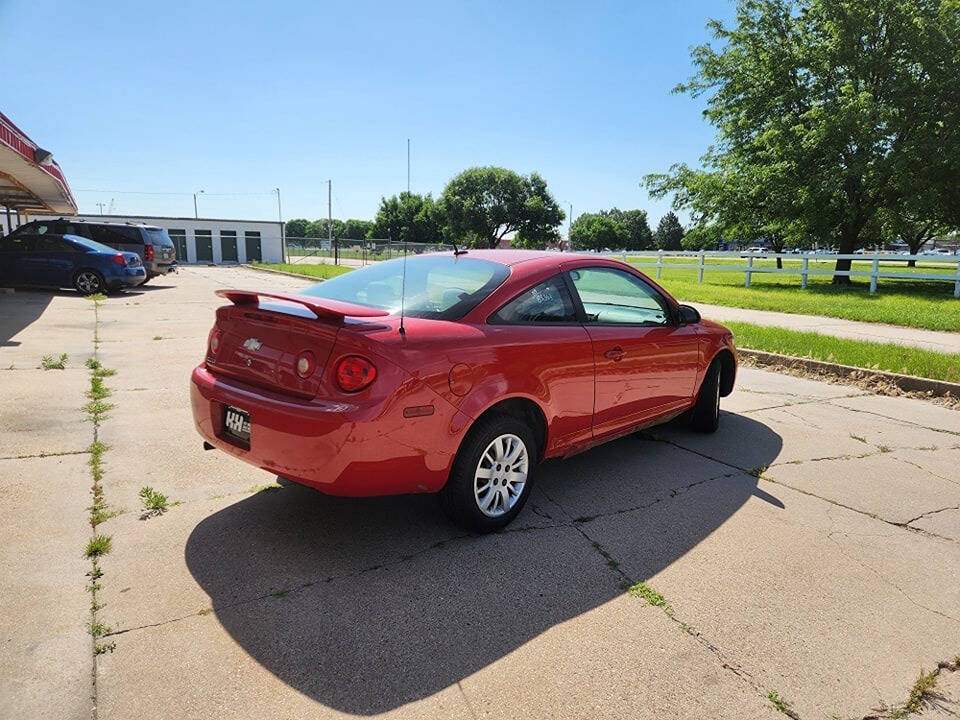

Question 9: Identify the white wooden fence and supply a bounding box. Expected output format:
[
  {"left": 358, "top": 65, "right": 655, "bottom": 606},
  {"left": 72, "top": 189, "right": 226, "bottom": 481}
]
[{"left": 616, "top": 250, "right": 960, "bottom": 298}]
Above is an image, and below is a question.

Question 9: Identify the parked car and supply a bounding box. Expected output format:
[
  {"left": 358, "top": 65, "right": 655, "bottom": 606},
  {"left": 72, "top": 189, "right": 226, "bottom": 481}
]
[
  {"left": 741, "top": 246, "right": 766, "bottom": 255},
  {"left": 191, "top": 250, "right": 737, "bottom": 532},
  {"left": 8, "top": 218, "right": 176, "bottom": 281},
  {"left": 0, "top": 232, "right": 146, "bottom": 294}
]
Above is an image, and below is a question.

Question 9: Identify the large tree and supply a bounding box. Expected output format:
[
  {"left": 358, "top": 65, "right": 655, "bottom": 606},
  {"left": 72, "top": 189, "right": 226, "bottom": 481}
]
[
  {"left": 653, "top": 212, "right": 685, "bottom": 251},
  {"left": 440, "top": 167, "right": 565, "bottom": 248},
  {"left": 600, "top": 208, "right": 653, "bottom": 250},
  {"left": 284, "top": 218, "right": 310, "bottom": 239},
  {"left": 341, "top": 218, "right": 375, "bottom": 240},
  {"left": 646, "top": 0, "right": 960, "bottom": 283},
  {"left": 570, "top": 213, "right": 625, "bottom": 251},
  {"left": 372, "top": 192, "right": 443, "bottom": 245}
]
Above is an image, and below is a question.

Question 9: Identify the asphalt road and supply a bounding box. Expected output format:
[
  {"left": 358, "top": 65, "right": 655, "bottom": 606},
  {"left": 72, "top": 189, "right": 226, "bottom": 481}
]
[{"left": 1, "top": 266, "right": 958, "bottom": 720}]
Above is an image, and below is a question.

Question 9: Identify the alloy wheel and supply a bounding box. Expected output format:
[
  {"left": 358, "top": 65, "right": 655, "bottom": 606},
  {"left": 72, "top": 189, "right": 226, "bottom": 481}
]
[
  {"left": 76, "top": 272, "right": 100, "bottom": 294},
  {"left": 473, "top": 433, "right": 529, "bottom": 517}
]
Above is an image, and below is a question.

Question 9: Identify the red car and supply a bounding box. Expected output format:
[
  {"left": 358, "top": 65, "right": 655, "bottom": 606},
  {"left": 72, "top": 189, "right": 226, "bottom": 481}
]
[{"left": 191, "top": 250, "right": 737, "bottom": 531}]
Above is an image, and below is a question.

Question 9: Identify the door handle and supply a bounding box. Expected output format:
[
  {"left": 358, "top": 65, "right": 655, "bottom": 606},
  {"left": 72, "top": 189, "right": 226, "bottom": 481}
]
[{"left": 603, "top": 346, "right": 625, "bottom": 361}]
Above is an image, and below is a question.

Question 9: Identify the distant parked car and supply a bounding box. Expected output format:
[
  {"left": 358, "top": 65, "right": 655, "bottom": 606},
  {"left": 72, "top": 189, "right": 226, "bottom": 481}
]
[
  {"left": 8, "top": 218, "right": 176, "bottom": 281},
  {"left": 0, "top": 232, "right": 146, "bottom": 294},
  {"left": 741, "top": 246, "right": 766, "bottom": 256}
]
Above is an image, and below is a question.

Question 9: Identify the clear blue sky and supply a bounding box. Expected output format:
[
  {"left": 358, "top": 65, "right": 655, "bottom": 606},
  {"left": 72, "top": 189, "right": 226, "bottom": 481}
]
[{"left": 1, "top": 0, "right": 732, "bottom": 227}]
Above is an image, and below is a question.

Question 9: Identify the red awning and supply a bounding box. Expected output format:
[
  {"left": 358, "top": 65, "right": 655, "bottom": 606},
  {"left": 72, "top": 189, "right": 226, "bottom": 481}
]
[{"left": 0, "top": 111, "right": 77, "bottom": 215}]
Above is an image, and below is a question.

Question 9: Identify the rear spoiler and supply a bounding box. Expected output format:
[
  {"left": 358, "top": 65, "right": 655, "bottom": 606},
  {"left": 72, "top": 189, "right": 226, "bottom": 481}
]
[{"left": 215, "top": 289, "right": 390, "bottom": 321}]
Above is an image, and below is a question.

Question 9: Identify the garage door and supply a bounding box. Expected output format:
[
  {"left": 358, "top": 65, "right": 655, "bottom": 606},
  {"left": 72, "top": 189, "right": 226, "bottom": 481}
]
[{"left": 195, "top": 230, "right": 213, "bottom": 262}]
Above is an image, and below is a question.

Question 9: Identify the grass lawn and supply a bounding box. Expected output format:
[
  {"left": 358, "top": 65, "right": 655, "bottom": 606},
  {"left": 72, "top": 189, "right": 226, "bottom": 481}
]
[
  {"left": 254, "top": 262, "right": 353, "bottom": 280},
  {"left": 727, "top": 321, "right": 960, "bottom": 383},
  {"left": 625, "top": 258, "right": 960, "bottom": 332}
]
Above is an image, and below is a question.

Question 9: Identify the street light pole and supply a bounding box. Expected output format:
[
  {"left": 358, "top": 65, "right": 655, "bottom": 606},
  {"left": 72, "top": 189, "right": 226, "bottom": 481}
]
[
  {"left": 407, "top": 138, "right": 410, "bottom": 194},
  {"left": 193, "top": 190, "right": 204, "bottom": 219},
  {"left": 275, "top": 187, "right": 286, "bottom": 262},
  {"left": 96, "top": 202, "right": 106, "bottom": 215}
]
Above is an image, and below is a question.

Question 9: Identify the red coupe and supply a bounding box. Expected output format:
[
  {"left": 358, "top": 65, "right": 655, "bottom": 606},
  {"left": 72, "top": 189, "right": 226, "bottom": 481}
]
[{"left": 191, "top": 250, "right": 737, "bottom": 531}]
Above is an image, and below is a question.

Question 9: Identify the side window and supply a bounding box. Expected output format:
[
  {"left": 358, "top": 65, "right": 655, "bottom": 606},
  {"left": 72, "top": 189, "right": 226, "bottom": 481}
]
[
  {"left": 0, "top": 235, "right": 34, "bottom": 252},
  {"left": 569, "top": 267, "right": 671, "bottom": 326},
  {"left": 490, "top": 275, "right": 577, "bottom": 324},
  {"left": 34, "top": 236, "right": 73, "bottom": 253}
]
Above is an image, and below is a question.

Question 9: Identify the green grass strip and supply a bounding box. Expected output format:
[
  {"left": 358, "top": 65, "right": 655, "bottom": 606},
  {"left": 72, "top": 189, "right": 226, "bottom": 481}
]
[
  {"left": 254, "top": 262, "right": 353, "bottom": 280},
  {"left": 727, "top": 321, "right": 960, "bottom": 383}
]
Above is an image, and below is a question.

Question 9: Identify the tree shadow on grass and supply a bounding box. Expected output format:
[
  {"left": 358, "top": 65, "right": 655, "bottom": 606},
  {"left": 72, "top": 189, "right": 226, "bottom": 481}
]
[{"left": 185, "top": 413, "right": 782, "bottom": 715}]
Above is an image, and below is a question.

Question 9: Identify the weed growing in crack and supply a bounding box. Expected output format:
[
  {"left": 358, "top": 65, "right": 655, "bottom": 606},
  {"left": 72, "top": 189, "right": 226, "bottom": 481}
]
[
  {"left": 850, "top": 434, "right": 867, "bottom": 443},
  {"left": 85, "top": 534, "right": 112, "bottom": 558},
  {"left": 88, "top": 620, "right": 112, "bottom": 638},
  {"left": 906, "top": 668, "right": 937, "bottom": 713},
  {"left": 139, "top": 486, "right": 171, "bottom": 518},
  {"left": 748, "top": 465, "right": 769, "bottom": 478},
  {"left": 84, "top": 358, "right": 117, "bottom": 377},
  {"left": 270, "top": 589, "right": 290, "bottom": 598},
  {"left": 625, "top": 581, "right": 669, "bottom": 608},
  {"left": 94, "top": 642, "right": 116, "bottom": 655},
  {"left": 41, "top": 353, "right": 69, "bottom": 370},
  {"left": 767, "top": 690, "right": 792, "bottom": 714}
]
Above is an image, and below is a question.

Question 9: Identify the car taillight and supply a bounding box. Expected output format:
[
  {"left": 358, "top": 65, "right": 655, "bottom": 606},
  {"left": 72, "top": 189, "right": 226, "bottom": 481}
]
[
  {"left": 295, "top": 351, "right": 317, "bottom": 379},
  {"left": 335, "top": 355, "right": 377, "bottom": 392},
  {"left": 110, "top": 253, "right": 126, "bottom": 265},
  {"left": 208, "top": 328, "right": 223, "bottom": 356},
  {"left": 144, "top": 244, "right": 154, "bottom": 261}
]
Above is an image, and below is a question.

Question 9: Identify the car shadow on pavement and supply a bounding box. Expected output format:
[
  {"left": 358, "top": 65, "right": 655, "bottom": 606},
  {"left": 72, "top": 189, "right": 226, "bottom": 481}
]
[
  {"left": 185, "top": 414, "right": 782, "bottom": 715},
  {"left": 0, "top": 290, "right": 55, "bottom": 347}
]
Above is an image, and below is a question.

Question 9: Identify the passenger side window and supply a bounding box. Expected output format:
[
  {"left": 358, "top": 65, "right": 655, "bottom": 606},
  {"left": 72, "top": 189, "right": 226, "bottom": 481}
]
[
  {"left": 490, "top": 275, "right": 577, "bottom": 324},
  {"left": 569, "top": 267, "right": 671, "bottom": 326}
]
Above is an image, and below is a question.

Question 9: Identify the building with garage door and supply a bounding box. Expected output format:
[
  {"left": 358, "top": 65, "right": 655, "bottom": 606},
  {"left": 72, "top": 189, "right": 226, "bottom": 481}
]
[{"left": 29, "top": 213, "right": 285, "bottom": 264}]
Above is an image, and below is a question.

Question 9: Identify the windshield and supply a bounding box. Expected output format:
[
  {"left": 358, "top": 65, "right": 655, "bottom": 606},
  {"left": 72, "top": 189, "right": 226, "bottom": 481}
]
[
  {"left": 143, "top": 228, "right": 174, "bottom": 247},
  {"left": 300, "top": 255, "right": 509, "bottom": 320}
]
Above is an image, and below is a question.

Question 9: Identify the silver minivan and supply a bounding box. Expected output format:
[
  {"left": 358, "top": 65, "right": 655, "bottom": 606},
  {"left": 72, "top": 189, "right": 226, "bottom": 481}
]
[{"left": 10, "top": 219, "right": 177, "bottom": 282}]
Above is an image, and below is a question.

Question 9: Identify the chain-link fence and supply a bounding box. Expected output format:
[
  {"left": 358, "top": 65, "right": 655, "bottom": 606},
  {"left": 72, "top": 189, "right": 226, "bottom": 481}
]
[{"left": 285, "top": 237, "right": 454, "bottom": 266}]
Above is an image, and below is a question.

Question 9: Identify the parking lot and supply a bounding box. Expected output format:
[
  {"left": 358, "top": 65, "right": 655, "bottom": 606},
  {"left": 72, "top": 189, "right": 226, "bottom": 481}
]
[{"left": 2, "top": 266, "right": 959, "bottom": 719}]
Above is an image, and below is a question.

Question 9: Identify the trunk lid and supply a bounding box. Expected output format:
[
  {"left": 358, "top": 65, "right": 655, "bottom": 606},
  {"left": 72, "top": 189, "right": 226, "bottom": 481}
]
[{"left": 207, "top": 290, "right": 390, "bottom": 398}]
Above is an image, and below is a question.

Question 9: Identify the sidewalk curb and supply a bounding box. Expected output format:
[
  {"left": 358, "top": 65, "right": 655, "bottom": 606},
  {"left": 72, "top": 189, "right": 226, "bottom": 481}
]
[{"left": 739, "top": 348, "right": 960, "bottom": 398}]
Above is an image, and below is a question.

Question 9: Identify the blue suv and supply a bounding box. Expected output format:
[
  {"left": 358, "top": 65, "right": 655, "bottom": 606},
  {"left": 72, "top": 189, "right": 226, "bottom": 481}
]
[{"left": 0, "top": 232, "right": 146, "bottom": 294}]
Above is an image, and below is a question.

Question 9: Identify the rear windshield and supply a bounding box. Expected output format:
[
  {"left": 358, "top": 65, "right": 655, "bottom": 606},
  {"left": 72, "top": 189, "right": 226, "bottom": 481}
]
[
  {"left": 64, "top": 234, "right": 119, "bottom": 255},
  {"left": 300, "top": 255, "right": 509, "bottom": 320},
  {"left": 142, "top": 227, "right": 173, "bottom": 247}
]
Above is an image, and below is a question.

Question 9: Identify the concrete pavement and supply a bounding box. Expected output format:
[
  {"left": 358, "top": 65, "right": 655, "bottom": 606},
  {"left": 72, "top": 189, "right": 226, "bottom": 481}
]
[{"left": 1, "top": 266, "right": 959, "bottom": 719}]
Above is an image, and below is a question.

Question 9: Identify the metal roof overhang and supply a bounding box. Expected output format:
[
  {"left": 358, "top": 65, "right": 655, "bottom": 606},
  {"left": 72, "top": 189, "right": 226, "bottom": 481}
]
[{"left": 0, "top": 111, "right": 77, "bottom": 215}]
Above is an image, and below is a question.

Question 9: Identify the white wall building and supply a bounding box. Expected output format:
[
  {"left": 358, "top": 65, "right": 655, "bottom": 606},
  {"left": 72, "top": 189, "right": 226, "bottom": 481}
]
[{"left": 28, "top": 213, "right": 285, "bottom": 264}]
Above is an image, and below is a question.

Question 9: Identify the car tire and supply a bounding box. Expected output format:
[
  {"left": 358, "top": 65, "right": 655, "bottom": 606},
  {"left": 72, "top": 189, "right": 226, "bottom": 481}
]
[
  {"left": 690, "top": 359, "right": 721, "bottom": 433},
  {"left": 73, "top": 269, "right": 106, "bottom": 296},
  {"left": 440, "top": 414, "right": 538, "bottom": 533},
  {"left": 140, "top": 276, "right": 151, "bottom": 285}
]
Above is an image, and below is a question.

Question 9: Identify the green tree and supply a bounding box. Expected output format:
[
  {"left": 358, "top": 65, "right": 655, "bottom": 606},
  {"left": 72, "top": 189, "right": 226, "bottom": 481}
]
[
  {"left": 285, "top": 218, "right": 310, "bottom": 240},
  {"left": 646, "top": 0, "right": 960, "bottom": 283},
  {"left": 653, "top": 212, "right": 685, "bottom": 251},
  {"left": 440, "top": 167, "right": 565, "bottom": 248},
  {"left": 570, "top": 213, "right": 625, "bottom": 251},
  {"left": 341, "top": 219, "right": 375, "bottom": 240},
  {"left": 600, "top": 208, "right": 653, "bottom": 250},
  {"left": 372, "top": 193, "right": 443, "bottom": 244}
]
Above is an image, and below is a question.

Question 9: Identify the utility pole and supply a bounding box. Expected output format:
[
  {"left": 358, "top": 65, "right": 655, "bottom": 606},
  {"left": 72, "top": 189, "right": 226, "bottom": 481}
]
[
  {"left": 193, "top": 190, "right": 204, "bottom": 219},
  {"left": 328, "top": 179, "right": 335, "bottom": 265},
  {"left": 275, "top": 188, "right": 286, "bottom": 262},
  {"left": 407, "top": 138, "right": 410, "bottom": 194},
  {"left": 568, "top": 203, "right": 574, "bottom": 251}
]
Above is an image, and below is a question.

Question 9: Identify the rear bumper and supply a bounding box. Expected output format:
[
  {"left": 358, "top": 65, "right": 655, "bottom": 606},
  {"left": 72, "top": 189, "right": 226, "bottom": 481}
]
[
  {"left": 145, "top": 261, "right": 177, "bottom": 278},
  {"left": 106, "top": 266, "right": 147, "bottom": 288},
  {"left": 190, "top": 365, "right": 467, "bottom": 496}
]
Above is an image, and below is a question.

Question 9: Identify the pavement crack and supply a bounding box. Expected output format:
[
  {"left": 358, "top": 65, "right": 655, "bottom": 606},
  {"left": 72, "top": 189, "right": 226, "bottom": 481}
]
[
  {"left": 903, "top": 504, "right": 960, "bottom": 527},
  {"left": 0, "top": 449, "right": 89, "bottom": 460},
  {"left": 828, "top": 402, "right": 960, "bottom": 437}
]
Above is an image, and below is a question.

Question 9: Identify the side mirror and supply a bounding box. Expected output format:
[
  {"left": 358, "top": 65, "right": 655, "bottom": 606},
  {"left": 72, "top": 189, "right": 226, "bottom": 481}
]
[{"left": 678, "top": 304, "right": 701, "bottom": 325}]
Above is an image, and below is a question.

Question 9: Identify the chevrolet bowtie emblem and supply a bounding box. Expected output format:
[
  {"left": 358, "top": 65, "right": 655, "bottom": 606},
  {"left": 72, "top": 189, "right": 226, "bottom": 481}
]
[{"left": 242, "top": 337, "right": 263, "bottom": 352}]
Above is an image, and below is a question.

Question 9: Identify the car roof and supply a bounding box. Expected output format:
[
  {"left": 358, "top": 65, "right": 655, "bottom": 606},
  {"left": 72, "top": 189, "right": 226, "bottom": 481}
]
[
  {"left": 40, "top": 217, "right": 160, "bottom": 230},
  {"left": 438, "top": 249, "right": 596, "bottom": 267}
]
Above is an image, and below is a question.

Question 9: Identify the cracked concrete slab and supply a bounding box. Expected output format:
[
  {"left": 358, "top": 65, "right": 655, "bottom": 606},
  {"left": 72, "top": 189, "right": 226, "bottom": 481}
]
[
  {"left": 584, "top": 476, "right": 960, "bottom": 719},
  {"left": 0, "top": 454, "right": 93, "bottom": 720},
  {"left": 98, "top": 525, "right": 777, "bottom": 720},
  {"left": 910, "top": 507, "right": 960, "bottom": 541},
  {"left": 764, "top": 452, "right": 960, "bottom": 526}
]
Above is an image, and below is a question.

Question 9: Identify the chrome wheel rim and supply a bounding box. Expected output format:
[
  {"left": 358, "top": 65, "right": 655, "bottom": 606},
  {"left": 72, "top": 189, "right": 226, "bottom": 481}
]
[
  {"left": 474, "top": 433, "right": 529, "bottom": 518},
  {"left": 77, "top": 272, "right": 99, "bottom": 294}
]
